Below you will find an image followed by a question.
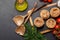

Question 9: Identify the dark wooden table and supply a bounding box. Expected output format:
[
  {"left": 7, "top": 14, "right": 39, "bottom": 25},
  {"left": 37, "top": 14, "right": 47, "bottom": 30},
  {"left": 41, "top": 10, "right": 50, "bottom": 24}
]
[{"left": 0, "top": 0, "right": 57, "bottom": 40}]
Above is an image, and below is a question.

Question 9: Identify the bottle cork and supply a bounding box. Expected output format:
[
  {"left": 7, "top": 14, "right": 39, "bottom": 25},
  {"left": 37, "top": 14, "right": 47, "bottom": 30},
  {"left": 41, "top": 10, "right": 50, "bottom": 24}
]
[{"left": 17, "top": 0, "right": 24, "bottom": 3}]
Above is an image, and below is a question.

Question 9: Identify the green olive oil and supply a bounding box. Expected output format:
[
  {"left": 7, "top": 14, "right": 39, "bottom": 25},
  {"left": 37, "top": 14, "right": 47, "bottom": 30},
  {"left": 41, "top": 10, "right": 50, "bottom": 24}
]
[{"left": 15, "top": 0, "right": 28, "bottom": 11}]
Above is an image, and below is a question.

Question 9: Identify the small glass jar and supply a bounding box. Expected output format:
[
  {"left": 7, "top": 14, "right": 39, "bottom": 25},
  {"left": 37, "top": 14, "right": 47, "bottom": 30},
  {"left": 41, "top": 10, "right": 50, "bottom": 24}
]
[{"left": 15, "top": 0, "right": 28, "bottom": 11}]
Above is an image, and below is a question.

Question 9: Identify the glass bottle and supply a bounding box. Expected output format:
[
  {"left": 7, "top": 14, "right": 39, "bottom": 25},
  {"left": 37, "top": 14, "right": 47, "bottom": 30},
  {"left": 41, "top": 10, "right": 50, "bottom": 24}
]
[{"left": 15, "top": 0, "right": 28, "bottom": 11}]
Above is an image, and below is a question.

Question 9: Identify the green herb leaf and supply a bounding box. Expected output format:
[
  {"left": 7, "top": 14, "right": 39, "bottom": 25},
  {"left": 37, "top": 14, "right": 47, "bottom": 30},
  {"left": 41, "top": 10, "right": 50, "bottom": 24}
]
[{"left": 24, "top": 23, "right": 47, "bottom": 40}]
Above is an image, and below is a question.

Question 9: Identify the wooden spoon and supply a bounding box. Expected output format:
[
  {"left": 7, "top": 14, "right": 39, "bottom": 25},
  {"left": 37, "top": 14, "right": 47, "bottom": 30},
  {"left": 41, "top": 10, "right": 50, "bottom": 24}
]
[
  {"left": 15, "top": 2, "right": 37, "bottom": 36},
  {"left": 43, "top": 0, "right": 60, "bottom": 8},
  {"left": 29, "top": 17, "right": 34, "bottom": 26},
  {"left": 15, "top": 25, "right": 25, "bottom": 35},
  {"left": 13, "top": 14, "right": 28, "bottom": 26},
  {"left": 13, "top": 2, "right": 37, "bottom": 27},
  {"left": 40, "top": 29, "right": 52, "bottom": 34},
  {"left": 34, "top": 0, "right": 60, "bottom": 12}
]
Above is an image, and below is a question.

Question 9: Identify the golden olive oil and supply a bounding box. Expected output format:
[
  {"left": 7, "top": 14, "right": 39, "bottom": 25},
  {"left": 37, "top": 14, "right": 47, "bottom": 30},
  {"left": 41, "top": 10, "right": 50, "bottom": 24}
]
[{"left": 15, "top": 0, "right": 28, "bottom": 11}]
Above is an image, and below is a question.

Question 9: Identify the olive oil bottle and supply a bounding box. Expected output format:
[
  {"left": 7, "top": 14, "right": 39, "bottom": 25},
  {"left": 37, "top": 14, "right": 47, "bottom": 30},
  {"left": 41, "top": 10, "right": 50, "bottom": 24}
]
[{"left": 15, "top": 0, "right": 28, "bottom": 11}]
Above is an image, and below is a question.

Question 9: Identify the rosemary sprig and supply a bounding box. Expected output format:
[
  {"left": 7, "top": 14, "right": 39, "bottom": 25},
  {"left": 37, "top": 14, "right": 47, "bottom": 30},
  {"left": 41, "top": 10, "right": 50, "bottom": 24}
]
[{"left": 23, "top": 23, "right": 47, "bottom": 40}]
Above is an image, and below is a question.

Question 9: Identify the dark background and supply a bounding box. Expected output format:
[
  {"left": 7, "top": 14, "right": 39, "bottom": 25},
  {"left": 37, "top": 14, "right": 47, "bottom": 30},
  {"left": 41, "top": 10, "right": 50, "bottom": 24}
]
[{"left": 0, "top": 0, "right": 58, "bottom": 40}]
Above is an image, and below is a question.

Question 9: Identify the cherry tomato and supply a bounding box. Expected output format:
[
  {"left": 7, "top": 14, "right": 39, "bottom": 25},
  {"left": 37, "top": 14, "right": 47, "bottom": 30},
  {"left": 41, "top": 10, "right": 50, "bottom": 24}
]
[
  {"left": 56, "top": 33, "right": 60, "bottom": 39},
  {"left": 52, "top": 30, "right": 57, "bottom": 34},
  {"left": 54, "top": 25, "right": 60, "bottom": 29},
  {"left": 57, "top": 34, "right": 60, "bottom": 39},
  {"left": 58, "top": 34, "right": 60, "bottom": 35},
  {"left": 47, "top": 0, "right": 52, "bottom": 3},
  {"left": 43, "top": 0, "right": 47, "bottom": 2},
  {"left": 57, "top": 33, "right": 60, "bottom": 36},
  {"left": 56, "top": 18, "right": 60, "bottom": 23}
]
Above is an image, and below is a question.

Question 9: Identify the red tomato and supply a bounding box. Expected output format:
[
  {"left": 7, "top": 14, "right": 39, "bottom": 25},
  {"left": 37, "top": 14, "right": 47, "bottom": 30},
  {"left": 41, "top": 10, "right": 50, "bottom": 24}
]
[
  {"left": 43, "top": 0, "right": 47, "bottom": 2},
  {"left": 58, "top": 33, "right": 60, "bottom": 36},
  {"left": 47, "top": 0, "right": 52, "bottom": 3},
  {"left": 52, "top": 30, "right": 57, "bottom": 34},
  {"left": 54, "top": 25, "right": 60, "bottom": 29},
  {"left": 56, "top": 18, "right": 60, "bottom": 23}
]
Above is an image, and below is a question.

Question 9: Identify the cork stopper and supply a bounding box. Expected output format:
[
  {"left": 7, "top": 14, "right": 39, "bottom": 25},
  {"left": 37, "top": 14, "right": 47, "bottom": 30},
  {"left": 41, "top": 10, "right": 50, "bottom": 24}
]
[{"left": 17, "top": 0, "right": 24, "bottom": 3}]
